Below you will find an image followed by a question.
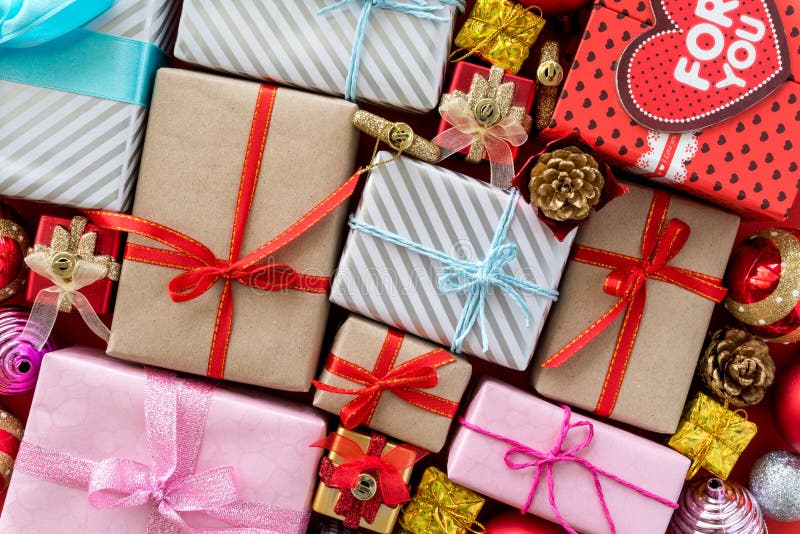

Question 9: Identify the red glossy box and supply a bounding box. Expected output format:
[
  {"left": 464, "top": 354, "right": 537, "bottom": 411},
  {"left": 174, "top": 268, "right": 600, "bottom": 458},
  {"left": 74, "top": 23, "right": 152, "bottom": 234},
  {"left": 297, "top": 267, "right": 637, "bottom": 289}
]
[
  {"left": 542, "top": 0, "right": 800, "bottom": 220},
  {"left": 437, "top": 61, "right": 536, "bottom": 162},
  {"left": 26, "top": 216, "right": 121, "bottom": 315}
]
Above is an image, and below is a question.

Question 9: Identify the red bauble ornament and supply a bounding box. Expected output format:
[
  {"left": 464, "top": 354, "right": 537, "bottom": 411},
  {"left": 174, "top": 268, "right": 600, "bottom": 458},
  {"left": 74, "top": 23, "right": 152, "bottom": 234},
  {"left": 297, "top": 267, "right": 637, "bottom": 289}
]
[
  {"left": 774, "top": 362, "right": 800, "bottom": 453},
  {"left": 485, "top": 511, "right": 564, "bottom": 533},
  {"left": 0, "top": 204, "right": 29, "bottom": 302},
  {"left": 516, "top": 0, "right": 592, "bottom": 15},
  {"left": 723, "top": 228, "right": 800, "bottom": 343}
]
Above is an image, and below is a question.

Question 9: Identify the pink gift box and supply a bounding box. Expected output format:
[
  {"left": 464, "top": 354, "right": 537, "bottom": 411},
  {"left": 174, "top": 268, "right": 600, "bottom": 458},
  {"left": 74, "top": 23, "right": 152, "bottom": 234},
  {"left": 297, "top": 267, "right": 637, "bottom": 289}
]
[
  {"left": 0, "top": 347, "right": 327, "bottom": 533},
  {"left": 447, "top": 379, "right": 690, "bottom": 534}
]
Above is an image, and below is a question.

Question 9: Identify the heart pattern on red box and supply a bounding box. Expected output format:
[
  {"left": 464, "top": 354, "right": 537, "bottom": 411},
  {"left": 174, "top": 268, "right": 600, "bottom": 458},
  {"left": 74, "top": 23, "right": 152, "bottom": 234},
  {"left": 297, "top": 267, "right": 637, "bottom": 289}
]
[{"left": 617, "top": 0, "right": 791, "bottom": 132}]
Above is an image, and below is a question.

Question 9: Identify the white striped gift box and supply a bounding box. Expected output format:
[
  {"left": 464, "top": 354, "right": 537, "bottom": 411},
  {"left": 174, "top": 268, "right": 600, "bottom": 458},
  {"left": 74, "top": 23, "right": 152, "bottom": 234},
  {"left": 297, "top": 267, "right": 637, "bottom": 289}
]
[
  {"left": 0, "top": 0, "right": 180, "bottom": 211},
  {"left": 330, "top": 154, "right": 575, "bottom": 371},
  {"left": 174, "top": 0, "right": 460, "bottom": 112}
]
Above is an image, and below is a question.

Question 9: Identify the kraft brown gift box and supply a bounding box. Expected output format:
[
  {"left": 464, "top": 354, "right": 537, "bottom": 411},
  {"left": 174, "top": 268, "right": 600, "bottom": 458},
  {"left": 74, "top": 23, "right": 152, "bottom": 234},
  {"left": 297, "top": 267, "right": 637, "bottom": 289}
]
[
  {"left": 532, "top": 181, "right": 739, "bottom": 434},
  {"left": 313, "top": 315, "right": 472, "bottom": 452},
  {"left": 106, "top": 68, "right": 359, "bottom": 391}
]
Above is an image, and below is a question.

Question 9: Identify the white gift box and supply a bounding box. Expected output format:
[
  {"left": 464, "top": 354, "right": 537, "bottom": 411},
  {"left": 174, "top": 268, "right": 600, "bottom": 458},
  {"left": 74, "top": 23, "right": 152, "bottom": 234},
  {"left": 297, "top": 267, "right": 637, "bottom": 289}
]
[
  {"left": 174, "top": 0, "right": 461, "bottom": 112},
  {"left": 0, "top": 0, "right": 180, "bottom": 211},
  {"left": 330, "top": 154, "right": 575, "bottom": 370}
]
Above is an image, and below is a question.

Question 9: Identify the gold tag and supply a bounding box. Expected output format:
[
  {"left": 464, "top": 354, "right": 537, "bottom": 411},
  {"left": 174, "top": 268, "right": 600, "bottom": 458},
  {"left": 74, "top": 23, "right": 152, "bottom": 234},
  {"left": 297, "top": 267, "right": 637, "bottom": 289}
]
[
  {"left": 537, "top": 60, "right": 563, "bottom": 87},
  {"left": 50, "top": 251, "right": 76, "bottom": 279},
  {"left": 387, "top": 122, "right": 414, "bottom": 152},
  {"left": 474, "top": 98, "right": 501, "bottom": 126},
  {"left": 351, "top": 473, "right": 378, "bottom": 501}
]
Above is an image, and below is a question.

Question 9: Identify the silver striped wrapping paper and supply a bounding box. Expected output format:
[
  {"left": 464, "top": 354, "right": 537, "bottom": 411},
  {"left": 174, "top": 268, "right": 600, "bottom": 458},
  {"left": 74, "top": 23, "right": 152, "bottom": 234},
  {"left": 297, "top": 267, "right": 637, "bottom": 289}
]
[
  {"left": 0, "top": 0, "right": 180, "bottom": 211},
  {"left": 174, "top": 0, "right": 459, "bottom": 112},
  {"left": 330, "top": 154, "right": 575, "bottom": 370}
]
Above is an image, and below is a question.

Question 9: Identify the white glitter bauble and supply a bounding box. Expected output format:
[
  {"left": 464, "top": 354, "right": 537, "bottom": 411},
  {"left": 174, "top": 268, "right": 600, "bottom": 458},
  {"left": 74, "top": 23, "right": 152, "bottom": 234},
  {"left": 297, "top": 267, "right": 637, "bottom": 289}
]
[{"left": 749, "top": 451, "right": 800, "bottom": 522}]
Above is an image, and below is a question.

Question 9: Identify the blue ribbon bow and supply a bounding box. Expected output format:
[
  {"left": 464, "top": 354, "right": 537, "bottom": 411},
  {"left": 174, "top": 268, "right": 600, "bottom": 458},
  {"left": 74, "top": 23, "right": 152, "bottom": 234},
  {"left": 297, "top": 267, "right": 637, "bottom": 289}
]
[
  {"left": 317, "top": 0, "right": 465, "bottom": 102},
  {"left": 0, "top": 0, "right": 166, "bottom": 107},
  {"left": 349, "top": 188, "right": 559, "bottom": 354}
]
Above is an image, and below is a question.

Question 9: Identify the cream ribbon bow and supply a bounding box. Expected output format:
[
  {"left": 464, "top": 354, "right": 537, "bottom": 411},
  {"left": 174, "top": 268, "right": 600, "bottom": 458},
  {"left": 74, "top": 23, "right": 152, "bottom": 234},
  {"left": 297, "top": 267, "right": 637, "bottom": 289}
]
[
  {"left": 22, "top": 217, "right": 120, "bottom": 349},
  {"left": 433, "top": 65, "right": 530, "bottom": 190}
]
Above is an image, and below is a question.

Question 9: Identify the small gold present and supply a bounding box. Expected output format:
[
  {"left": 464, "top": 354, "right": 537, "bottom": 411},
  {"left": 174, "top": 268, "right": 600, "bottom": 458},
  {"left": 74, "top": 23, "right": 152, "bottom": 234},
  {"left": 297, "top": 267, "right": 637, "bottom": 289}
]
[
  {"left": 668, "top": 392, "right": 757, "bottom": 480},
  {"left": 400, "top": 467, "right": 485, "bottom": 534},
  {"left": 452, "top": 0, "right": 545, "bottom": 74}
]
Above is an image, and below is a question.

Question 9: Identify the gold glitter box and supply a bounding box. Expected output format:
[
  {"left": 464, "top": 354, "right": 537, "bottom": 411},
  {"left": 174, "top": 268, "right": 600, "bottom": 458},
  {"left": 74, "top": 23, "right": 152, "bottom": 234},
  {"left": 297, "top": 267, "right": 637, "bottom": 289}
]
[{"left": 400, "top": 467, "right": 485, "bottom": 534}]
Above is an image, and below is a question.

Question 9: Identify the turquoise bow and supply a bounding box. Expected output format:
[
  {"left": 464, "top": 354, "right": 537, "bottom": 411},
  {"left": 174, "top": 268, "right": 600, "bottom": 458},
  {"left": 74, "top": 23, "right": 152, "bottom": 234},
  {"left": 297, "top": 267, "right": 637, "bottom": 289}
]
[
  {"left": 349, "top": 188, "right": 558, "bottom": 354},
  {"left": 0, "top": 0, "right": 113, "bottom": 47},
  {"left": 317, "top": 0, "right": 465, "bottom": 102},
  {"left": 0, "top": 0, "right": 166, "bottom": 107}
]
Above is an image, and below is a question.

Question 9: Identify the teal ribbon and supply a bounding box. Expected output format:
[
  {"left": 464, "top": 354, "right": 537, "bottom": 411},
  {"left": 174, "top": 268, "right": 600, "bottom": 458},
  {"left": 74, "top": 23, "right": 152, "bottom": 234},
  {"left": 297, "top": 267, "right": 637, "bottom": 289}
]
[
  {"left": 349, "top": 188, "right": 559, "bottom": 354},
  {"left": 0, "top": 0, "right": 167, "bottom": 107},
  {"left": 317, "top": 0, "right": 465, "bottom": 102}
]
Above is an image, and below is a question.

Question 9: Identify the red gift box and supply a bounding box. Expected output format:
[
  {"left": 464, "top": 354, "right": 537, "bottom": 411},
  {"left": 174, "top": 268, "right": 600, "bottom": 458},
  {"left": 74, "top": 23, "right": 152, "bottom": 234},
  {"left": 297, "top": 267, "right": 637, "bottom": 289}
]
[
  {"left": 542, "top": 0, "right": 800, "bottom": 221},
  {"left": 26, "top": 216, "right": 121, "bottom": 315},
  {"left": 437, "top": 61, "right": 536, "bottom": 163}
]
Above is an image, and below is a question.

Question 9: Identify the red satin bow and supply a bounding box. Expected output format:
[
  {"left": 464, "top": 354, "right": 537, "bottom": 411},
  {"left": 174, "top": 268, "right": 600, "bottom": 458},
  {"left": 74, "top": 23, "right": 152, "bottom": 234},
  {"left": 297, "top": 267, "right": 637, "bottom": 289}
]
[
  {"left": 0, "top": 428, "right": 19, "bottom": 460},
  {"left": 313, "top": 328, "right": 459, "bottom": 428},
  {"left": 542, "top": 190, "right": 728, "bottom": 417},
  {"left": 312, "top": 431, "right": 426, "bottom": 528},
  {"left": 86, "top": 84, "right": 359, "bottom": 379}
]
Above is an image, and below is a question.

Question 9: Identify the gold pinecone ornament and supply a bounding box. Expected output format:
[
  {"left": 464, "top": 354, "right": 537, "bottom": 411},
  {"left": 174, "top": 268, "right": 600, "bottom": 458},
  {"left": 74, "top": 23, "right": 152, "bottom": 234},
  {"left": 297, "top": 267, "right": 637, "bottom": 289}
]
[
  {"left": 529, "top": 146, "right": 604, "bottom": 221},
  {"left": 700, "top": 328, "right": 775, "bottom": 407}
]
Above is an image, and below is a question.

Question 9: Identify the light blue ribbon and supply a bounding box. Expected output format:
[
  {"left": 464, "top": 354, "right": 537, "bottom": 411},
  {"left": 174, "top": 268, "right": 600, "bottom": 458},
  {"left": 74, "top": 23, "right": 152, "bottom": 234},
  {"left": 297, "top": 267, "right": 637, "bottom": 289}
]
[
  {"left": 349, "top": 188, "right": 559, "bottom": 354},
  {"left": 317, "top": 0, "right": 465, "bottom": 102},
  {"left": 0, "top": 0, "right": 166, "bottom": 107}
]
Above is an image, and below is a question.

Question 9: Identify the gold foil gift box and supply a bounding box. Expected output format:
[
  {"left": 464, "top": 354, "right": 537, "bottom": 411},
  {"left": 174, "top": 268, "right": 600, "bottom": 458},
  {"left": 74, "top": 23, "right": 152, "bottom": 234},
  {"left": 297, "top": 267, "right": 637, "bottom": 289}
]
[
  {"left": 400, "top": 467, "right": 485, "bottom": 534},
  {"left": 668, "top": 392, "right": 757, "bottom": 480},
  {"left": 452, "top": 0, "right": 546, "bottom": 74}
]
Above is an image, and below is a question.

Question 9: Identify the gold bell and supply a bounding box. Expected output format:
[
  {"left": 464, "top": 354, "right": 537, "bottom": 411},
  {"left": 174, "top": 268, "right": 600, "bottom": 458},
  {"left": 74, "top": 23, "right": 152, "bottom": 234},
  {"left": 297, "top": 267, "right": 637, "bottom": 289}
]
[
  {"left": 537, "top": 59, "right": 564, "bottom": 87},
  {"left": 474, "top": 98, "right": 501, "bottom": 126},
  {"left": 387, "top": 122, "right": 414, "bottom": 152},
  {"left": 50, "top": 251, "right": 76, "bottom": 279},
  {"left": 351, "top": 472, "right": 378, "bottom": 501}
]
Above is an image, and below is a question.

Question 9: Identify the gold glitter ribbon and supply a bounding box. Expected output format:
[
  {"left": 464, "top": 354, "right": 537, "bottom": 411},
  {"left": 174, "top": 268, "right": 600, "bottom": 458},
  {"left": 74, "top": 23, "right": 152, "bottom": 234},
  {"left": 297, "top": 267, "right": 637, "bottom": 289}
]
[
  {"left": 451, "top": 0, "right": 545, "bottom": 74},
  {"left": 22, "top": 217, "right": 120, "bottom": 348},
  {"left": 353, "top": 110, "right": 441, "bottom": 164},
  {"left": 433, "top": 65, "right": 531, "bottom": 189},
  {"left": 669, "top": 393, "right": 756, "bottom": 480}
]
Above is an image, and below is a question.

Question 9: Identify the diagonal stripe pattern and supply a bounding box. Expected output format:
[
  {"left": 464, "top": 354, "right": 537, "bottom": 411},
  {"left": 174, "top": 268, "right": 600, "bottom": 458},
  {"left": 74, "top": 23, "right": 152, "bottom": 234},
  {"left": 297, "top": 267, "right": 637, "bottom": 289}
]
[
  {"left": 0, "top": 0, "right": 180, "bottom": 211},
  {"left": 174, "top": 0, "right": 459, "bottom": 112},
  {"left": 330, "top": 154, "right": 575, "bottom": 371}
]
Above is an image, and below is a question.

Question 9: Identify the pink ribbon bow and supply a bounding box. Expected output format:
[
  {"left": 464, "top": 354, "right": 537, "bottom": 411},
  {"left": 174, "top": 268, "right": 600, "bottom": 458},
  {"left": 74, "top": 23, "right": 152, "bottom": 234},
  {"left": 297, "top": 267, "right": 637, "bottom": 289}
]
[
  {"left": 15, "top": 368, "right": 310, "bottom": 534},
  {"left": 433, "top": 96, "right": 528, "bottom": 190},
  {"left": 459, "top": 407, "right": 678, "bottom": 534}
]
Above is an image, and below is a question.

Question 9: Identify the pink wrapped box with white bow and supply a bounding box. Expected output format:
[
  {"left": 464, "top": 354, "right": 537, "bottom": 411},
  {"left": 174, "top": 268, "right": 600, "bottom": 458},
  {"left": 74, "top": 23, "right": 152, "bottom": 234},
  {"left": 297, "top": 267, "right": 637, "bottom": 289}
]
[
  {"left": 0, "top": 347, "right": 326, "bottom": 534},
  {"left": 447, "top": 379, "right": 690, "bottom": 534}
]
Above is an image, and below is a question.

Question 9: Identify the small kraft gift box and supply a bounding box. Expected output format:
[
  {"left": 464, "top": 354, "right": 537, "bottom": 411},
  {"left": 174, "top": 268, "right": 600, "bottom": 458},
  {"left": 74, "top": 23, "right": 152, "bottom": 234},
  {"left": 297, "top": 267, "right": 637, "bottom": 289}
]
[
  {"left": 541, "top": 0, "right": 800, "bottom": 221},
  {"left": 448, "top": 379, "right": 690, "bottom": 534},
  {"left": 0, "top": 347, "right": 327, "bottom": 533},
  {"left": 94, "top": 68, "right": 359, "bottom": 392},
  {"left": 330, "top": 153, "right": 575, "bottom": 371},
  {"left": 0, "top": 0, "right": 180, "bottom": 211},
  {"left": 174, "top": 0, "right": 464, "bottom": 111},
  {"left": 532, "top": 181, "right": 740, "bottom": 434},
  {"left": 313, "top": 314, "right": 472, "bottom": 453}
]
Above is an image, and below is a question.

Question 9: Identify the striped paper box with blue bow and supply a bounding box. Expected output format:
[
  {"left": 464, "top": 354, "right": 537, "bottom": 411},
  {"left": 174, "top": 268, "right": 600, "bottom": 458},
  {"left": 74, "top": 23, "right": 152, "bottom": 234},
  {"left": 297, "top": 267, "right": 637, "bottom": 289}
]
[
  {"left": 330, "top": 153, "right": 575, "bottom": 371},
  {"left": 174, "top": 0, "right": 463, "bottom": 112},
  {"left": 0, "top": 0, "right": 180, "bottom": 211}
]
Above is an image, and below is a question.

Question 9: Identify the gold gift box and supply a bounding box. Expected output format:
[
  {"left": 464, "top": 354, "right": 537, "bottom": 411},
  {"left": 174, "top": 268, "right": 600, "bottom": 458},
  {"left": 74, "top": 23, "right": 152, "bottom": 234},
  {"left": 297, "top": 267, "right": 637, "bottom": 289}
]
[
  {"left": 453, "top": 0, "right": 545, "bottom": 74},
  {"left": 312, "top": 427, "right": 414, "bottom": 534},
  {"left": 668, "top": 392, "right": 757, "bottom": 479},
  {"left": 400, "top": 467, "right": 485, "bottom": 534}
]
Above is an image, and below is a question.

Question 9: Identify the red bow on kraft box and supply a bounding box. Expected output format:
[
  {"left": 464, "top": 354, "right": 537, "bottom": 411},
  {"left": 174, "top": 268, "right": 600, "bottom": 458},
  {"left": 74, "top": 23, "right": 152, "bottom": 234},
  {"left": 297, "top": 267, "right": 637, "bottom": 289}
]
[
  {"left": 313, "top": 328, "right": 459, "bottom": 429},
  {"left": 534, "top": 185, "right": 738, "bottom": 431},
  {"left": 312, "top": 431, "right": 426, "bottom": 529},
  {"left": 87, "top": 84, "right": 360, "bottom": 381}
]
